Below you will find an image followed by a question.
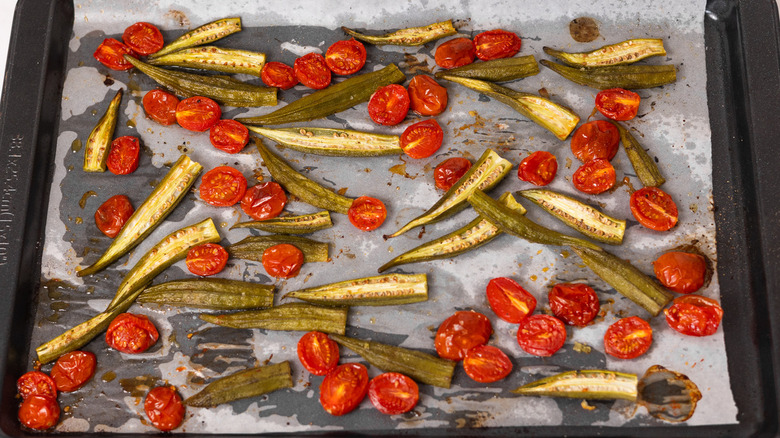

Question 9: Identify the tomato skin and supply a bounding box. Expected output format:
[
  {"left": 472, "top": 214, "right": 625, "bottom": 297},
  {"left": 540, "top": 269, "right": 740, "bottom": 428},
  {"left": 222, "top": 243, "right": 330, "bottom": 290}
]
[
  {"left": 604, "top": 316, "right": 653, "bottom": 359},
  {"left": 572, "top": 159, "right": 616, "bottom": 194},
  {"left": 629, "top": 187, "right": 679, "bottom": 231},
  {"left": 653, "top": 251, "right": 707, "bottom": 294},
  {"left": 595, "top": 88, "right": 641, "bottom": 121},
  {"left": 50, "top": 351, "right": 97, "bottom": 392},
  {"left": 435, "top": 37, "right": 476, "bottom": 69},
  {"left": 485, "top": 277, "right": 537, "bottom": 323},
  {"left": 325, "top": 39, "right": 367, "bottom": 75},
  {"left": 105, "top": 313, "right": 159, "bottom": 354},
  {"left": 261, "top": 62, "right": 299, "bottom": 89},
  {"left": 144, "top": 386, "right": 185, "bottom": 431},
  {"left": 241, "top": 181, "right": 287, "bottom": 220},
  {"left": 473, "top": 29, "right": 522, "bottom": 61},
  {"left": 142, "top": 89, "right": 180, "bottom": 126},
  {"left": 94, "top": 194, "right": 134, "bottom": 238},
  {"left": 516, "top": 314, "right": 567, "bottom": 357},
  {"left": 262, "top": 243, "right": 304, "bottom": 279},
  {"left": 368, "top": 372, "right": 419, "bottom": 415},
  {"left": 186, "top": 243, "right": 229, "bottom": 276},
  {"left": 664, "top": 295, "right": 723, "bottom": 337},
  {"left": 297, "top": 331, "right": 340, "bottom": 376},
  {"left": 434, "top": 157, "right": 472, "bottom": 191},
  {"left": 400, "top": 119, "right": 444, "bottom": 159},
  {"left": 548, "top": 283, "right": 600, "bottom": 327},
  {"left": 570, "top": 120, "right": 620, "bottom": 162},
  {"left": 94, "top": 38, "right": 137, "bottom": 71},
  {"left": 294, "top": 53, "right": 331, "bottom": 89},
  {"left": 348, "top": 196, "right": 387, "bottom": 231},
  {"left": 462, "top": 345, "right": 513, "bottom": 383},
  {"left": 209, "top": 119, "right": 249, "bottom": 154},
  {"left": 18, "top": 395, "right": 60, "bottom": 431},
  {"left": 408, "top": 75, "right": 448, "bottom": 116},
  {"left": 122, "top": 22, "right": 164, "bottom": 56},
  {"left": 518, "top": 151, "right": 558, "bottom": 186},
  {"left": 107, "top": 136, "right": 140, "bottom": 175},
  {"left": 175, "top": 96, "right": 222, "bottom": 132},
  {"left": 200, "top": 166, "right": 248, "bottom": 208},
  {"left": 17, "top": 371, "right": 57, "bottom": 400},
  {"left": 319, "top": 363, "right": 369, "bottom": 416},
  {"left": 368, "top": 84, "right": 410, "bottom": 126},
  {"left": 434, "top": 310, "right": 493, "bottom": 361}
]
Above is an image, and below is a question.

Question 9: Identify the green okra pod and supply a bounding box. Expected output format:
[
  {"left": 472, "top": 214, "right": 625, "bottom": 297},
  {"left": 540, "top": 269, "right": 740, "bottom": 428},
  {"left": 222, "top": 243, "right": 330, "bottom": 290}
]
[
  {"left": 200, "top": 303, "right": 348, "bottom": 334},
  {"left": 512, "top": 369, "right": 639, "bottom": 401},
  {"left": 247, "top": 126, "right": 402, "bottom": 157},
  {"left": 342, "top": 20, "right": 457, "bottom": 46},
  {"left": 543, "top": 39, "right": 666, "bottom": 67},
  {"left": 83, "top": 88, "right": 122, "bottom": 172},
  {"left": 434, "top": 55, "right": 540, "bottom": 82},
  {"left": 148, "top": 46, "right": 266, "bottom": 76},
  {"left": 284, "top": 273, "right": 428, "bottom": 306},
  {"left": 150, "top": 17, "right": 242, "bottom": 59},
  {"left": 227, "top": 235, "right": 329, "bottom": 263},
  {"left": 231, "top": 211, "right": 333, "bottom": 234},
  {"left": 616, "top": 122, "right": 665, "bottom": 187},
  {"left": 138, "top": 278, "right": 275, "bottom": 310},
  {"left": 540, "top": 60, "right": 677, "bottom": 90},
  {"left": 185, "top": 361, "right": 293, "bottom": 407}
]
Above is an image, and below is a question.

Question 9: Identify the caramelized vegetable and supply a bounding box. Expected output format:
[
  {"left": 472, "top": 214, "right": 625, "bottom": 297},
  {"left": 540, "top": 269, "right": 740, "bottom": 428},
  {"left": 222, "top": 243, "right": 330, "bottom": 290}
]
[
  {"left": 284, "top": 273, "right": 427, "bottom": 306},
  {"left": 138, "top": 278, "right": 275, "bottom": 310},
  {"left": 540, "top": 60, "right": 677, "bottom": 90},
  {"left": 512, "top": 369, "right": 638, "bottom": 401},
  {"left": 227, "top": 235, "right": 329, "bottom": 263},
  {"left": 247, "top": 126, "right": 402, "bottom": 157},
  {"left": 150, "top": 17, "right": 242, "bottom": 59},
  {"left": 615, "top": 122, "right": 666, "bottom": 187},
  {"left": 83, "top": 89, "right": 122, "bottom": 172},
  {"left": 231, "top": 211, "right": 333, "bottom": 234},
  {"left": 434, "top": 55, "right": 539, "bottom": 83},
  {"left": 185, "top": 362, "right": 293, "bottom": 407},
  {"left": 341, "top": 20, "right": 457, "bottom": 46},
  {"left": 200, "top": 303, "right": 348, "bottom": 334},
  {"left": 543, "top": 39, "right": 666, "bottom": 67},
  {"left": 148, "top": 46, "right": 266, "bottom": 76}
]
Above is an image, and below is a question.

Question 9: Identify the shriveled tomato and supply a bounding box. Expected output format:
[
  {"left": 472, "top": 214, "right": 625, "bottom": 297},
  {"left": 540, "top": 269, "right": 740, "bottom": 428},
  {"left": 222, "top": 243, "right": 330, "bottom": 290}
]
[
  {"left": 209, "top": 119, "right": 249, "bottom": 154},
  {"left": 435, "top": 37, "right": 476, "bottom": 69},
  {"left": 630, "top": 187, "right": 679, "bottom": 231},
  {"left": 604, "top": 316, "right": 653, "bottom": 359},
  {"left": 297, "top": 331, "right": 340, "bottom": 376},
  {"left": 485, "top": 277, "right": 537, "bottom": 323},
  {"left": 518, "top": 151, "right": 558, "bottom": 186},
  {"left": 18, "top": 395, "right": 59, "bottom": 431},
  {"left": 175, "top": 96, "right": 221, "bottom": 132},
  {"left": 516, "top": 314, "right": 566, "bottom": 357},
  {"left": 570, "top": 120, "right": 620, "bottom": 162},
  {"left": 106, "top": 313, "right": 159, "bottom": 354},
  {"left": 434, "top": 310, "right": 492, "bottom": 361},
  {"left": 572, "top": 159, "right": 616, "bottom": 194},
  {"left": 241, "top": 182, "right": 287, "bottom": 220},
  {"left": 408, "top": 75, "right": 448, "bottom": 116},
  {"left": 548, "top": 283, "right": 600, "bottom": 327},
  {"left": 50, "top": 351, "right": 97, "bottom": 392},
  {"left": 17, "top": 371, "right": 57, "bottom": 400},
  {"left": 348, "top": 196, "right": 387, "bottom": 231},
  {"left": 186, "top": 243, "right": 229, "bottom": 276},
  {"left": 142, "top": 89, "right": 180, "bottom": 126},
  {"left": 107, "top": 136, "right": 140, "bottom": 175},
  {"left": 94, "top": 194, "right": 134, "bottom": 238},
  {"left": 261, "top": 62, "right": 298, "bottom": 89},
  {"left": 144, "top": 386, "right": 185, "bottom": 432},
  {"left": 473, "top": 29, "right": 522, "bottom": 61},
  {"left": 122, "top": 22, "right": 164, "bottom": 56},
  {"left": 368, "top": 84, "right": 410, "bottom": 126},
  {"left": 319, "top": 363, "right": 369, "bottom": 416},
  {"left": 653, "top": 251, "right": 707, "bottom": 294},
  {"left": 200, "top": 166, "right": 247, "bottom": 208},
  {"left": 368, "top": 372, "right": 419, "bottom": 415},
  {"left": 434, "top": 157, "right": 471, "bottom": 190},
  {"left": 325, "top": 39, "right": 367, "bottom": 75},
  {"left": 401, "top": 119, "right": 444, "bottom": 159},
  {"left": 664, "top": 295, "right": 723, "bottom": 337},
  {"left": 595, "top": 88, "right": 641, "bottom": 121},
  {"left": 93, "top": 38, "right": 136, "bottom": 71},
  {"left": 294, "top": 53, "right": 331, "bottom": 89},
  {"left": 463, "top": 345, "right": 513, "bottom": 383},
  {"left": 262, "top": 243, "right": 304, "bottom": 279}
]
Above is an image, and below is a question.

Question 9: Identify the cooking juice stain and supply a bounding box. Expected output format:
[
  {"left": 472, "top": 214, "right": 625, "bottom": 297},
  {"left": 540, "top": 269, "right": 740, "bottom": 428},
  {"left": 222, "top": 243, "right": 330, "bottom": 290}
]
[
  {"left": 71, "top": 138, "right": 83, "bottom": 153},
  {"left": 79, "top": 191, "right": 97, "bottom": 209},
  {"left": 120, "top": 375, "right": 158, "bottom": 397}
]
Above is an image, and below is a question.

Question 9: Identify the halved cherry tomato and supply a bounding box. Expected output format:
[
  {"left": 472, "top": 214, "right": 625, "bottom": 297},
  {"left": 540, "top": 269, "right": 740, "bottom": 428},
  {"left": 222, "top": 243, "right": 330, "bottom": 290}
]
[
  {"left": 241, "top": 181, "right": 287, "bottom": 220},
  {"left": 209, "top": 119, "right": 249, "bottom": 154},
  {"left": 106, "top": 313, "right": 159, "bottom": 354},
  {"left": 434, "top": 157, "right": 471, "bottom": 191},
  {"left": 94, "top": 194, "right": 134, "bottom": 238},
  {"left": 144, "top": 386, "right": 185, "bottom": 432},
  {"left": 200, "top": 166, "right": 247, "bottom": 207},
  {"left": 603, "top": 316, "right": 653, "bottom": 359},
  {"left": 485, "top": 277, "right": 537, "bottom": 323},
  {"left": 435, "top": 37, "right": 476, "bottom": 69},
  {"left": 630, "top": 186, "right": 679, "bottom": 231},
  {"left": 570, "top": 120, "right": 620, "bottom": 162},
  {"left": 319, "top": 363, "right": 369, "bottom": 416},
  {"left": 516, "top": 314, "right": 566, "bottom": 357},
  {"left": 297, "top": 331, "right": 340, "bottom": 376},
  {"left": 473, "top": 29, "right": 522, "bottom": 61},
  {"left": 186, "top": 243, "right": 229, "bottom": 276},
  {"left": 368, "top": 84, "right": 410, "bottom": 126},
  {"left": 175, "top": 96, "right": 221, "bottom": 132},
  {"left": 401, "top": 119, "right": 444, "bottom": 159},
  {"left": 434, "top": 310, "right": 492, "bottom": 361},
  {"left": 261, "top": 62, "right": 299, "bottom": 90},
  {"left": 368, "top": 372, "right": 419, "bottom": 415},
  {"left": 107, "top": 136, "right": 140, "bottom": 175},
  {"left": 122, "top": 22, "right": 164, "bottom": 56},
  {"left": 408, "top": 75, "right": 448, "bottom": 116},
  {"left": 294, "top": 53, "right": 331, "bottom": 89},
  {"left": 17, "top": 371, "right": 57, "bottom": 400},
  {"left": 262, "top": 243, "right": 304, "bottom": 279},
  {"left": 595, "top": 88, "right": 641, "bottom": 121},
  {"left": 348, "top": 196, "right": 387, "bottom": 231},
  {"left": 463, "top": 345, "right": 513, "bottom": 383},
  {"left": 93, "top": 38, "right": 137, "bottom": 71},
  {"left": 664, "top": 295, "right": 723, "bottom": 337},
  {"left": 518, "top": 151, "right": 558, "bottom": 186},
  {"left": 50, "top": 351, "right": 97, "bottom": 392},
  {"left": 142, "top": 89, "right": 180, "bottom": 126},
  {"left": 18, "top": 395, "right": 59, "bottom": 431},
  {"left": 325, "top": 39, "right": 367, "bottom": 75},
  {"left": 572, "top": 159, "right": 616, "bottom": 194},
  {"left": 653, "top": 251, "right": 707, "bottom": 294},
  {"left": 548, "top": 283, "right": 600, "bottom": 327}
]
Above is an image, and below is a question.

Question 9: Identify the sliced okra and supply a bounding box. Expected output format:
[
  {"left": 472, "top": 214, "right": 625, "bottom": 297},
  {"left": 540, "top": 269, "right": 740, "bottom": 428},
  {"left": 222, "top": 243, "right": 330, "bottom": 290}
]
[
  {"left": 150, "top": 17, "right": 242, "bottom": 59},
  {"left": 148, "top": 46, "right": 266, "bottom": 76},
  {"left": 247, "top": 126, "right": 402, "bottom": 157},
  {"left": 200, "top": 303, "right": 348, "bottom": 334},
  {"left": 231, "top": 211, "right": 333, "bottom": 234},
  {"left": 227, "top": 235, "right": 329, "bottom": 263},
  {"left": 434, "top": 55, "right": 539, "bottom": 82},
  {"left": 540, "top": 60, "right": 677, "bottom": 90},
  {"left": 284, "top": 273, "right": 427, "bottom": 306},
  {"left": 83, "top": 89, "right": 122, "bottom": 172},
  {"left": 512, "top": 369, "right": 639, "bottom": 401},
  {"left": 185, "top": 361, "right": 293, "bottom": 407},
  {"left": 543, "top": 39, "right": 666, "bottom": 67},
  {"left": 341, "top": 20, "right": 457, "bottom": 46},
  {"left": 138, "top": 278, "right": 275, "bottom": 310},
  {"left": 616, "top": 122, "right": 666, "bottom": 187}
]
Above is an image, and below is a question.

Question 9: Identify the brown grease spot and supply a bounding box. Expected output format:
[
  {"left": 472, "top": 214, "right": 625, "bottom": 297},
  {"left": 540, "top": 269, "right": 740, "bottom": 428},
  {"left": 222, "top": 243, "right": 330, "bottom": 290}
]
[
  {"left": 79, "top": 191, "right": 97, "bottom": 209},
  {"left": 569, "top": 17, "right": 600, "bottom": 43}
]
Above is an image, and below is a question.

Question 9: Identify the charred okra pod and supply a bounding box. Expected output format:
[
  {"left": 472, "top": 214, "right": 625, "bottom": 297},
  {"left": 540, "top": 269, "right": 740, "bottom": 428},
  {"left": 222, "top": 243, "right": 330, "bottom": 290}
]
[
  {"left": 434, "top": 56, "right": 539, "bottom": 83},
  {"left": 342, "top": 20, "right": 457, "bottom": 46},
  {"left": 247, "top": 126, "right": 402, "bottom": 157},
  {"left": 616, "top": 122, "right": 666, "bottom": 187},
  {"left": 83, "top": 89, "right": 123, "bottom": 172},
  {"left": 148, "top": 46, "right": 266, "bottom": 76},
  {"left": 200, "top": 303, "right": 348, "bottom": 334},
  {"left": 284, "top": 273, "right": 428, "bottom": 306},
  {"left": 543, "top": 39, "right": 666, "bottom": 67},
  {"left": 138, "top": 278, "right": 275, "bottom": 310},
  {"left": 227, "top": 235, "right": 329, "bottom": 263},
  {"left": 185, "top": 361, "right": 293, "bottom": 407},
  {"left": 540, "top": 60, "right": 677, "bottom": 90},
  {"left": 231, "top": 211, "right": 333, "bottom": 234},
  {"left": 150, "top": 17, "right": 242, "bottom": 59},
  {"left": 512, "top": 369, "right": 639, "bottom": 401}
]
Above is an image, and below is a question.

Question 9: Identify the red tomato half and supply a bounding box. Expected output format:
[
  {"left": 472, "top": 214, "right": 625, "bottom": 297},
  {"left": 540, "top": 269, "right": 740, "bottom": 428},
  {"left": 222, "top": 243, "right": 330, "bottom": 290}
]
[
  {"left": 630, "top": 187, "right": 679, "bottom": 231},
  {"left": 518, "top": 151, "right": 558, "bottom": 186},
  {"left": 604, "top": 316, "right": 653, "bottom": 359},
  {"left": 368, "top": 84, "right": 410, "bottom": 126},
  {"left": 261, "top": 62, "right": 298, "bottom": 90},
  {"left": 175, "top": 96, "right": 221, "bottom": 132},
  {"left": 94, "top": 38, "right": 136, "bottom": 71},
  {"left": 122, "top": 22, "right": 164, "bottom": 56},
  {"left": 434, "top": 310, "right": 493, "bottom": 361},
  {"left": 241, "top": 181, "right": 287, "bottom": 220},
  {"left": 653, "top": 251, "right": 707, "bottom": 294},
  {"left": 50, "top": 351, "right": 97, "bottom": 392},
  {"left": 473, "top": 29, "right": 522, "bottom": 61},
  {"left": 516, "top": 314, "right": 566, "bottom": 357},
  {"left": 485, "top": 277, "right": 537, "bottom": 323},
  {"left": 435, "top": 37, "right": 476, "bottom": 69},
  {"left": 94, "top": 194, "right": 134, "bottom": 238},
  {"left": 434, "top": 157, "right": 471, "bottom": 191},
  {"left": 294, "top": 53, "right": 331, "bottom": 89},
  {"left": 210, "top": 119, "right": 249, "bottom": 154},
  {"left": 262, "top": 243, "right": 304, "bottom": 279},
  {"left": 401, "top": 119, "right": 444, "bottom": 159},
  {"left": 463, "top": 345, "right": 513, "bottom": 383},
  {"left": 144, "top": 386, "right": 185, "bottom": 432},
  {"left": 143, "top": 89, "right": 180, "bottom": 126},
  {"left": 548, "top": 283, "right": 600, "bottom": 327},
  {"left": 200, "top": 166, "right": 247, "bottom": 207},
  {"left": 664, "top": 295, "right": 723, "bottom": 337},
  {"left": 572, "top": 159, "right": 616, "bottom": 194},
  {"left": 320, "top": 363, "right": 369, "bottom": 416},
  {"left": 186, "top": 243, "right": 229, "bottom": 276},
  {"left": 297, "top": 331, "right": 340, "bottom": 376},
  {"left": 570, "top": 120, "right": 620, "bottom": 162},
  {"left": 595, "top": 88, "right": 641, "bottom": 121},
  {"left": 408, "top": 75, "right": 448, "bottom": 116},
  {"left": 18, "top": 395, "right": 59, "bottom": 431},
  {"left": 325, "top": 39, "right": 367, "bottom": 75},
  {"left": 368, "top": 372, "right": 419, "bottom": 415},
  {"left": 348, "top": 196, "right": 387, "bottom": 231},
  {"left": 106, "top": 313, "right": 159, "bottom": 354},
  {"left": 17, "top": 371, "right": 57, "bottom": 400},
  {"left": 107, "top": 136, "right": 140, "bottom": 175}
]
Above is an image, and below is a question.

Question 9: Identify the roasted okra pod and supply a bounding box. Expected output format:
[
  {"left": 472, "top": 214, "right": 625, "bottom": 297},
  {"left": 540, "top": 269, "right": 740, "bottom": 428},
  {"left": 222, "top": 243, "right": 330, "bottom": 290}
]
[{"left": 342, "top": 20, "right": 457, "bottom": 46}]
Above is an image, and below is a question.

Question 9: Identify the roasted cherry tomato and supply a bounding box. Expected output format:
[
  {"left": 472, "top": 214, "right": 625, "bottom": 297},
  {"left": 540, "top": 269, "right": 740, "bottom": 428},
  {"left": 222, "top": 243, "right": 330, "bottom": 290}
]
[
  {"left": 175, "top": 96, "right": 221, "bottom": 132},
  {"left": 261, "top": 62, "right": 299, "bottom": 90},
  {"left": 435, "top": 37, "right": 476, "bottom": 69},
  {"left": 473, "top": 29, "right": 522, "bottom": 61},
  {"left": 294, "top": 53, "right": 331, "bottom": 89},
  {"left": 319, "top": 363, "right": 369, "bottom": 416},
  {"left": 106, "top": 313, "right": 159, "bottom": 354},
  {"left": 297, "top": 331, "right": 340, "bottom": 376},
  {"left": 570, "top": 120, "right": 620, "bottom": 162},
  {"left": 241, "top": 181, "right": 287, "bottom": 220},
  {"left": 122, "top": 22, "right": 164, "bottom": 56},
  {"left": 17, "top": 371, "right": 57, "bottom": 400},
  {"left": 572, "top": 159, "right": 616, "bottom": 194},
  {"left": 518, "top": 151, "right": 558, "bottom": 186},
  {"left": 18, "top": 395, "right": 59, "bottom": 431},
  {"left": 262, "top": 243, "right": 304, "bottom": 279},
  {"left": 434, "top": 157, "right": 471, "bottom": 191},
  {"left": 595, "top": 88, "right": 641, "bottom": 121},
  {"left": 107, "top": 136, "right": 140, "bottom": 175},
  {"left": 93, "top": 38, "right": 136, "bottom": 71},
  {"left": 434, "top": 310, "right": 493, "bottom": 361},
  {"left": 368, "top": 372, "right": 419, "bottom": 415},
  {"left": 400, "top": 119, "right": 444, "bottom": 159},
  {"left": 144, "top": 386, "right": 185, "bottom": 432},
  {"left": 516, "top": 314, "right": 566, "bottom": 357},
  {"left": 209, "top": 119, "right": 249, "bottom": 154},
  {"left": 142, "top": 89, "right": 180, "bottom": 126},
  {"left": 485, "top": 277, "right": 537, "bottom": 323},
  {"left": 325, "top": 39, "right": 367, "bottom": 75},
  {"left": 348, "top": 196, "right": 387, "bottom": 231},
  {"left": 630, "top": 186, "right": 679, "bottom": 231},
  {"left": 94, "top": 194, "right": 134, "bottom": 238},
  {"left": 368, "top": 84, "right": 410, "bottom": 126},
  {"left": 408, "top": 75, "right": 448, "bottom": 116},
  {"left": 653, "top": 251, "right": 707, "bottom": 294},
  {"left": 548, "top": 283, "right": 600, "bottom": 327},
  {"left": 186, "top": 243, "right": 229, "bottom": 276},
  {"left": 200, "top": 166, "right": 247, "bottom": 207},
  {"left": 603, "top": 316, "right": 653, "bottom": 359},
  {"left": 463, "top": 345, "right": 513, "bottom": 383},
  {"left": 664, "top": 295, "right": 723, "bottom": 337},
  {"left": 50, "top": 351, "right": 97, "bottom": 392}
]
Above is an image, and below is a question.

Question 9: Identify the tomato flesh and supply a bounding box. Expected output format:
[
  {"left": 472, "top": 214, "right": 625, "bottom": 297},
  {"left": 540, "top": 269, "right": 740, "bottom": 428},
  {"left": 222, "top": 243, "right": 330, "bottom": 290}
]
[
  {"left": 408, "top": 75, "right": 448, "bottom": 116},
  {"left": 122, "top": 22, "right": 164, "bottom": 56},
  {"left": 664, "top": 295, "right": 723, "bottom": 337},
  {"left": 297, "top": 331, "right": 340, "bottom": 376},
  {"left": 294, "top": 53, "right": 331, "bottom": 89},
  {"left": 144, "top": 386, "right": 185, "bottom": 431},
  {"left": 368, "top": 84, "right": 410, "bottom": 126},
  {"left": 435, "top": 37, "right": 476, "bottom": 69},
  {"left": 106, "top": 313, "right": 159, "bottom": 354},
  {"left": 434, "top": 310, "right": 492, "bottom": 360},
  {"left": 463, "top": 345, "right": 513, "bottom": 383},
  {"left": 368, "top": 372, "right": 419, "bottom": 415},
  {"left": 17, "top": 371, "right": 57, "bottom": 400},
  {"left": 18, "top": 395, "right": 59, "bottom": 431},
  {"left": 143, "top": 89, "right": 180, "bottom": 126},
  {"left": 325, "top": 39, "right": 367, "bottom": 75},
  {"left": 261, "top": 62, "right": 299, "bottom": 89},
  {"left": 107, "top": 136, "right": 140, "bottom": 175},
  {"left": 94, "top": 194, "right": 134, "bottom": 238},
  {"left": 653, "top": 251, "right": 707, "bottom": 294},
  {"left": 241, "top": 181, "right": 287, "bottom": 220},
  {"left": 473, "top": 29, "right": 522, "bottom": 61},
  {"left": 210, "top": 119, "right": 249, "bottom": 154},
  {"left": 604, "top": 316, "right": 653, "bottom": 359},
  {"left": 348, "top": 196, "right": 387, "bottom": 231},
  {"left": 572, "top": 159, "right": 616, "bottom": 194},
  {"left": 186, "top": 243, "right": 229, "bottom": 276},
  {"left": 548, "top": 283, "right": 600, "bottom": 327},
  {"left": 175, "top": 96, "right": 222, "bottom": 132},
  {"left": 485, "top": 277, "right": 537, "bottom": 323},
  {"left": 94, "top": 38, "right": 136, "bottom": 71},
  {"left": 319, "top": 363, "right": 369, "bottom": 416},
  {"left": 518, "top": 151, "right": 558, "bottom": 186},
  {"left": 50, "top": 351, "right": 97, "bottom": 392},
  {"left": 595, "top": 88, "right": 641, "bottom": 121},
  {"left": 262, "top": 243, "right": 304, "bottom": 279},
  {"left": 570, "top": 120, "right": 620, "bottom": 162},
  {"left": 516, "top": 314, "right": 566, "bottom": 357},
  {"left": 434, "top": 157, "right": 471, "bottom": 191},
  {"left": 199, "top": 166, "right": 248, "bottom": 207},
  {"left": 400, "top": 119, "right": 444, "bottom": 159},
  {"left": 630, "top": 186, "right": 679, "bottom": 231}
]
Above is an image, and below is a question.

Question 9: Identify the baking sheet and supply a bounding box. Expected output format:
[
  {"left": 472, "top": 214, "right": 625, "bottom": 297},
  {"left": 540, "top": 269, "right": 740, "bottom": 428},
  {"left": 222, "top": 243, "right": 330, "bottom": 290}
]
[{"left": 28, "top": 0, "right": 736, "bottom": 433}]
